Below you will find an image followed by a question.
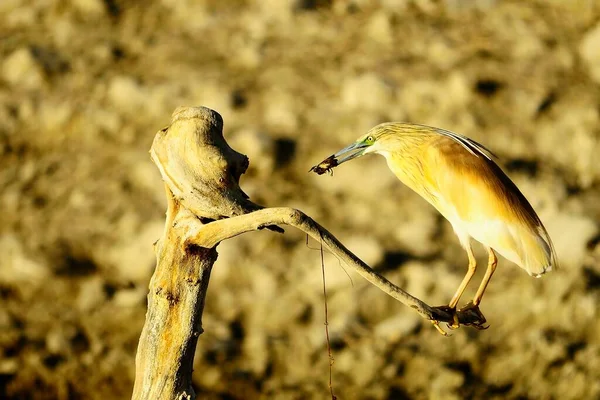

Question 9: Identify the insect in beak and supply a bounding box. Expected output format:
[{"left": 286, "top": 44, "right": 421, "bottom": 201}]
[{"left": 309, "top": 141, "right": 369, "bottom": 175}]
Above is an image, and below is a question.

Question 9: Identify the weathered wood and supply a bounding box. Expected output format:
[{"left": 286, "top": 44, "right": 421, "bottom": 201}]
[
  {"left": 132, "top": 106, "right": 482, "bottom": 400},
  {"left": 133, "top": 192, "right": 216, "bottom": 399},
  {"left": 150, "top": 107, "right": 275, "bottom": 223},
  {"left": 133, "top": 106, "right": 275, "bottom": 399}
]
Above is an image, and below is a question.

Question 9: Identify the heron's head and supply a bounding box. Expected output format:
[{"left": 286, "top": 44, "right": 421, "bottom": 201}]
[{"left": 332, "top": 123, "right": 401, "bottom": 165}]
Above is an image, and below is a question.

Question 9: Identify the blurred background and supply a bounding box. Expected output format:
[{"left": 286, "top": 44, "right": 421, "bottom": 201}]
[{"left": 1, "top": 0, "right": 600, "bottom": 399}]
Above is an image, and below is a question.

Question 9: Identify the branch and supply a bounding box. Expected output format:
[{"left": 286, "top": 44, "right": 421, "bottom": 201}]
[{"left": 188, "top": 207, "right": 456, "bottom": 323}]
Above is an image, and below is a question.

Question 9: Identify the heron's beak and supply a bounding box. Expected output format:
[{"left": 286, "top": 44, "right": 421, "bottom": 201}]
[{"left": 333, "top": 141, "right": 369, "bottom": 164}]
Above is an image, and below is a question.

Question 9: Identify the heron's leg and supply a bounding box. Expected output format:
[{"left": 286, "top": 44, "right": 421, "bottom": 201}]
[
  {"left": 473, "top": 247, "right": 498, "bottom": 306},
  {"left": 448, "top": 244, "right": 476, "bottom": 309}
]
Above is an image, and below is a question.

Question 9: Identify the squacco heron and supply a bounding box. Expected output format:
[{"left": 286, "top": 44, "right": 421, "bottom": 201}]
[{"left": 311, "top": 122, "right": 557, "bottom": 332}]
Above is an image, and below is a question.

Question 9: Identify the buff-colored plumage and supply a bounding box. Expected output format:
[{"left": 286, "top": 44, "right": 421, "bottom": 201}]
[{"left": 321, "top": 122, "right": 557, "bottom": 329}]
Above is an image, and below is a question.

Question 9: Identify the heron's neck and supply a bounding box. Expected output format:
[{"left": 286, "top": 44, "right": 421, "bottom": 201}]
[{"left": 378, "top": 149, "right": 434, "bottom": 203}]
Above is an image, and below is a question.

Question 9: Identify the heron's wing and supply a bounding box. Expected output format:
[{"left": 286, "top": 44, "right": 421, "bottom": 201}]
[
  {"left": 431, "top": 126, "right": 497, "bottom": 160},
  {"left": 425, "top": 137, "right": 557, "bottom": 274}
]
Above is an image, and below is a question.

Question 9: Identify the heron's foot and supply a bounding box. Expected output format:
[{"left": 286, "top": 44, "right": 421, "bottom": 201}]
[
  {"left": 430, "top": 305, "right": 460, "bottom": 333},
  {"left": 458, "top": 301, "right": 489, "bottom": 330},
  {"left": 430, "top": 303, "right": 488, "bottom": 333}
]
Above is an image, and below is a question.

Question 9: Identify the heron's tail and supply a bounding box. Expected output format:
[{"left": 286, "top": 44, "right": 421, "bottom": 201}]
[{"left": 516, "top": 226, "right": 556, "bottom": 278}]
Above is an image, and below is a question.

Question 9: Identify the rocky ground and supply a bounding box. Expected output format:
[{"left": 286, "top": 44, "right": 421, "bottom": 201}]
[{"left": 1, "top": 0, "right": 600, "bottom": 399}]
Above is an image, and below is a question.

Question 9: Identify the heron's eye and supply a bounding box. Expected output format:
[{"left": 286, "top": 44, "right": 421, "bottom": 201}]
[{"left": 366, "top": 135, "right": 375, "bottom": 144}]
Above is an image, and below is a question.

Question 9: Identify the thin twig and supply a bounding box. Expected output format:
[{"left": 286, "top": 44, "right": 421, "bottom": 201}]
[
  {"left": 306, "top": 234, "right": 354, "bottom": 287},
  {"left": 319, "top": 238, "right": 337, "bottom": 400}
]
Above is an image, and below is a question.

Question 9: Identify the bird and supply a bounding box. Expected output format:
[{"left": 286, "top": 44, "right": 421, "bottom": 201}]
[{"left": 311, "top": 122, "right": 557, "bottom": 332}]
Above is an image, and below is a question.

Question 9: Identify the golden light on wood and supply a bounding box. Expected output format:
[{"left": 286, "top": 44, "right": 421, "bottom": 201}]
[{"left": 312, "top": 122, "right": 558, "bottom": 332}]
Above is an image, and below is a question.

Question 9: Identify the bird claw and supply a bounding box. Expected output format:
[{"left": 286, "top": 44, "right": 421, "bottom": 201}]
[
  {"left": 431, "top": 320, "right": 451, "bottom": 336},
  {"left": 429, "top": 302, "right": 488, "bottom": 333},
  {"left": 430, "top": 305, "right": 459, "bottom": 335},
  {"left": 458, "top": 301, "right": 489, "bottom": 330}
]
